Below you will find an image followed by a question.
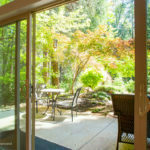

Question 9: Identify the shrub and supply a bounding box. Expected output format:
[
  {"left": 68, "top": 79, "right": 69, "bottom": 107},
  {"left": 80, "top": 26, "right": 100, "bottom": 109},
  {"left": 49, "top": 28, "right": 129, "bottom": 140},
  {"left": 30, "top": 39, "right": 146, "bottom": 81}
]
[
  {"left": 125, "top": 80, "right": 135, "bottom": 93},
  {"left": 80, "top": 69, "right": 103, "bottom": 89},
  {"left": 92, "top": 108, "right": 105, "bottom": 113},
  {"left": 95, "top": 85, "right": 125, "bottom": 93},
  {"left": 113, "top": 77, "right": 124, "bottom": 86},
  {"left": 92, "top": 91, "right": 110, "bottom": 101}
]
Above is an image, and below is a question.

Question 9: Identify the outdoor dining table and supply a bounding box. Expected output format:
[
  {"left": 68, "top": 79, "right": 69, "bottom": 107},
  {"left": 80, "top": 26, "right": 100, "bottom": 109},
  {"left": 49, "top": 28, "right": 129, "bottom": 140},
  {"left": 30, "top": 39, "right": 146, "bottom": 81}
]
[{"left": 41, "top": 88, "right": 64, "bottom": 120}]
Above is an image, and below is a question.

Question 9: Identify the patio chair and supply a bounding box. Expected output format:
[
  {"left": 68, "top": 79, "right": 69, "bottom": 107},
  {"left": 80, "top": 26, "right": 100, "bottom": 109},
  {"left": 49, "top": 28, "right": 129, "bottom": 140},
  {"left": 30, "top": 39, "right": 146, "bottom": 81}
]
[
  {"left": 111, "top": 94, "right": 134, "bottom": 150},
  {"left": 57, "top": 87, "right": 82, "bottom": 122}
]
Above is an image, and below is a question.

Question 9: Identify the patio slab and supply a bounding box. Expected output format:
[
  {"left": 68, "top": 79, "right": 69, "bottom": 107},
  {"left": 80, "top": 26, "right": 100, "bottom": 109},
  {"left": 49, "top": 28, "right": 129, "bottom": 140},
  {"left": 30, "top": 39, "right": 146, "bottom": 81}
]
[
  {"left": 35, "top": 115, "right": 118, "bottom": 150},
  {"left": 35, "top": 114, "right": 134, "bottom": 150}
]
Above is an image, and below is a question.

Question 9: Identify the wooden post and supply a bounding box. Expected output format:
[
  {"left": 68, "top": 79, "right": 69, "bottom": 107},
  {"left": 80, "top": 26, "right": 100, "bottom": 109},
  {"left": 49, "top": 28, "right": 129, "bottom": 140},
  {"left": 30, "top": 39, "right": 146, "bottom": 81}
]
[{"left": 134, "top": 0, "right": 147, "bottom": 149}]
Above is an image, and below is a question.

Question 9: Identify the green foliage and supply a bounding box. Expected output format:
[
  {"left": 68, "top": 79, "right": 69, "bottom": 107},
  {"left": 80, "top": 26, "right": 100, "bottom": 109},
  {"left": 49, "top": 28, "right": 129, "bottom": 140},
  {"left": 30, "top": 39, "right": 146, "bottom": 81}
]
[
  {"left": 78, "top": 0, "right": 108, "bottom": 31},
  {"left": 109, "top": 0, "right": 134, "bottom": 40},
  {"left": 101, "top": 56, "right": 134, "bottom": 79},
  {"left": 60, "top": 66, "right": 73, "bottom": 92},
  {"left": 36, "top": 2, "right": 134, "bottom": 93},
  {"left": 147, "top": 3, "right": 150, "bottom": 39},
  {"left": 112, "top": 77, "right": 127, "bottom": 92},
  {"left": 125, "top": 79, "right": 135, "bottom": 93},
  {"left": 0, "top": 24, "right": 16, "bottom": 106},
  {"left": 113, "top": 77, "right": 124, "bottom": 86},
  {"left": 92, "top": 91, "right": 110, "bottom": 101},
  {"left": 0, "top": 0, "right": 13, "bottom": 6},
  {"left": 92, "top": 107, "right": 105, "bottom": 113},
  {"left": 0, "top": 0, "right": 135, "bottom": 106},
  {"left": 112, "top": 78, "right": 134, "bottom": 93},
  {"left": 80, "top": 69, "right": 103, "bottom": 89},
  {"left": 95, "top": 85, "right": 125, "bottom": 94}
]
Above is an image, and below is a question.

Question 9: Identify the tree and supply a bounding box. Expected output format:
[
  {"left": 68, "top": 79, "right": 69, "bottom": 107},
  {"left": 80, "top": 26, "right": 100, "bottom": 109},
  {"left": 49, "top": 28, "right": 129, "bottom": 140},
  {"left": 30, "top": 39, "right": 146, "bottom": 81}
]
[
  {"left": 77, "top": 0, "right": 108, "bottom": 30},
  {"left": 0, "top": 0, "right": 13, "bottom": 6},
  {"left": 109, "top": 0, "right": 134, "bottom": 40},
  {"left": 80, "top": 69, "right": 103, "bottom": 89},
  {"left": 0, "top": 24, "right": 16, "bottom": 105},
  {"left": 36, "top": 5, "right": 90, "bottom": 87},
  {"left": 64, "top": 25, "right": 134, "bottom": 93}
]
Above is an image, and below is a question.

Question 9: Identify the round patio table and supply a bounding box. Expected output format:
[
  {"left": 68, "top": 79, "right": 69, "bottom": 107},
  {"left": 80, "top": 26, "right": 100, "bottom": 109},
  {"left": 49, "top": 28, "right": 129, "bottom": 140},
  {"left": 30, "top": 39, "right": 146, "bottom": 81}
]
[{"left": 41, "top": 88, "right": 64, "bottom": 120}]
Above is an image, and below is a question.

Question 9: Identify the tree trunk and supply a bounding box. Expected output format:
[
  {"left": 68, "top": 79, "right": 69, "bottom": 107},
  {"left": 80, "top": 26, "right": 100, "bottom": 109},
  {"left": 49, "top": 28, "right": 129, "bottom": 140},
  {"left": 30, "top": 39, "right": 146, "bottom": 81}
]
[
  {"left": 51, "top": 53, "right": 59, "bottom": 87},
  {"left": 59, "top": 65, "right": 62, "bottom": 83},
  {"left": 71, "top": 56, "right": 90, "bottom": 94},
  {"left": 43, "top": 51, "right": 48, "bottom": 84}
]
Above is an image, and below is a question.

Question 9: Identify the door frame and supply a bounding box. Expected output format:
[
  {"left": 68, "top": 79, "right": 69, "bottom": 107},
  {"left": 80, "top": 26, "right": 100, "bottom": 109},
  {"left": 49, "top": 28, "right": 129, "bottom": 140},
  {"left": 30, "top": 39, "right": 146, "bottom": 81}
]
[
  {"left": 26, "top": 13, "right": 32, "bottom": 150},
  {"left": 32, "top": 13, "right": 36, "bottom": 150},
  {"left": 15, "top": 21, "right": 21, "bottom": 150}
]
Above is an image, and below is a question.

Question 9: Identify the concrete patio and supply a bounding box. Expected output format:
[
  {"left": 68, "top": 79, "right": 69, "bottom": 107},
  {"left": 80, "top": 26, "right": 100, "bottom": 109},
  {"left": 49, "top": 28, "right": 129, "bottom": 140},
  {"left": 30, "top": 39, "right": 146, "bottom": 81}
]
[{"left": 35, "top": 114, "right": 134, "bottom": 150}]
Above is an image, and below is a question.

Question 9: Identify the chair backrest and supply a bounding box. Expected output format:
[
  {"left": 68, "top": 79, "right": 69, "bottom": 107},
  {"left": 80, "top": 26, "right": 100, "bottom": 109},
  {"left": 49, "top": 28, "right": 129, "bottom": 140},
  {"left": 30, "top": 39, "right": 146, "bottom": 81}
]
[
  {"left": 72, "top": 87, "right": 82, "bottom": 107},
  {"left": 111, "top": 94, "right": 150, "bottom": 137},
  {"left": 111, "top": 94, "right": 135, "bottom": 134},
  {"left": 111, "top": 94, "right": 134, "bottom": 116}
]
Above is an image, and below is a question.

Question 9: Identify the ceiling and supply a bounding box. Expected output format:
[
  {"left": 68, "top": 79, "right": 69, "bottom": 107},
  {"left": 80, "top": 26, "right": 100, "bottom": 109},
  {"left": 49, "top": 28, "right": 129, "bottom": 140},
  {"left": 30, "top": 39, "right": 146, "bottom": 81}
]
[{"left": 0, "top": 0, "right": 76, "bottom": 26}]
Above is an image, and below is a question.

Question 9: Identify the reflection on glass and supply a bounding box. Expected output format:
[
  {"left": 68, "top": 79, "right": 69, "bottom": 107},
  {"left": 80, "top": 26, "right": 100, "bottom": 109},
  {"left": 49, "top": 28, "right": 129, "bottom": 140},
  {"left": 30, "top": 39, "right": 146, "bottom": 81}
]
[{"left": 0, "top": 24, "right": 16, "bottom": 149}]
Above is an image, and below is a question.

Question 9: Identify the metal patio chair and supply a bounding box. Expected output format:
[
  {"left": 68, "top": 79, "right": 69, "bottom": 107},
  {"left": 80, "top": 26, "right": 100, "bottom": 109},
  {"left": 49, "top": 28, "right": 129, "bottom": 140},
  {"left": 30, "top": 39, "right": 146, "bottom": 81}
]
[{"left": 57, "top": 87, "right": 82, "bottom": 122}]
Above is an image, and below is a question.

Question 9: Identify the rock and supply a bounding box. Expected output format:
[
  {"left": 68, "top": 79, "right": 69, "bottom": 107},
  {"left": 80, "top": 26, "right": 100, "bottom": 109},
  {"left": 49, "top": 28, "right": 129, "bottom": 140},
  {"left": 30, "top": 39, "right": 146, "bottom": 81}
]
[{"left": 83, "top": 87, "right": 93, "bottom": 93}]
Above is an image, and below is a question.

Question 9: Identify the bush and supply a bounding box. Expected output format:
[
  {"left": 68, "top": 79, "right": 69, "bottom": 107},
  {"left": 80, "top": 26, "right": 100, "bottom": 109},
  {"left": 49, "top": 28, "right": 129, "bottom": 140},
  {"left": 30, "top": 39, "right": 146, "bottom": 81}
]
[
  {"left": 113, "top": 77, "right": 124, "bottom": 86},
  {"left": 95, "top": 85, "right": 125, "bottom": 93},
  {"left": 80, "top": 69, "right": 103, "bottom": 89},
  {"left": 125, "top": 80, "right": 135, "bottom": 93},
  {"left": 92, "top": 91, "right": 110, "bottom": 101},
  {"left": 92, "top": 108, "right": 105, "bottom": 113}
]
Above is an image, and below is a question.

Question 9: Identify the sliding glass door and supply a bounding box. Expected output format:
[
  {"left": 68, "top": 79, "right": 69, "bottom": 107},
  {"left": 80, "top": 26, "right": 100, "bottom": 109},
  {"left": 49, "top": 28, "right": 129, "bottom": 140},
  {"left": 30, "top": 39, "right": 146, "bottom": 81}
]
[
  {"left": 0, "top": 23, "right": 16, "bottom": 150},
  {"left": 0, "top": 16, "right": 35, "bottom": 150}
]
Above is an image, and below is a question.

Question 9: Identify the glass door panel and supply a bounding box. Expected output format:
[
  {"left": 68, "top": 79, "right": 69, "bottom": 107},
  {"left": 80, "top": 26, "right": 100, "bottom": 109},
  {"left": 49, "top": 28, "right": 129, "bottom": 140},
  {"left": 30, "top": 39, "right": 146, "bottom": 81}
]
[
  {"left": 0, "top": 19, "right": 29, "bottom": 150},
  {"left": 0, "top": 24, "right": 16, "bottom": 149}
]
